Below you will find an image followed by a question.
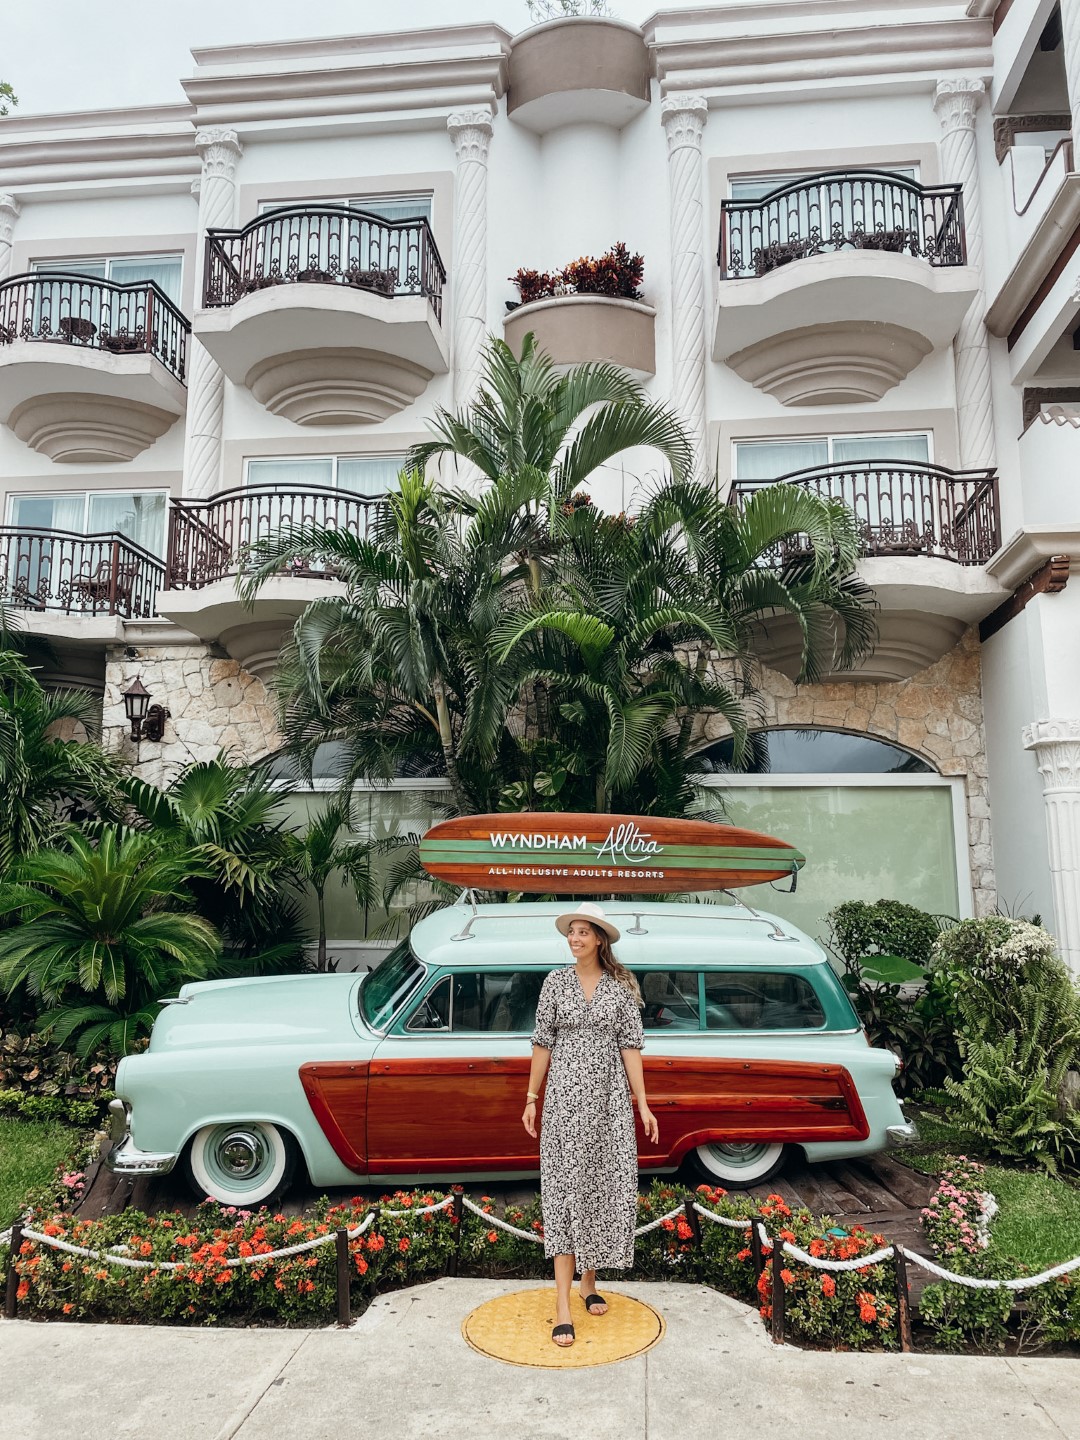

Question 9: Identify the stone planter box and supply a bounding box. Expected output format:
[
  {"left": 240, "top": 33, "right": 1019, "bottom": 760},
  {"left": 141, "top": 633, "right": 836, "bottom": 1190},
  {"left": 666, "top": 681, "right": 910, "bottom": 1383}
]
[
  {"left": 507, "top": 18, "right": 649, "bottom": 132},
  {"left": 503, "top": 294, "right": 655, "bottom": 379}
]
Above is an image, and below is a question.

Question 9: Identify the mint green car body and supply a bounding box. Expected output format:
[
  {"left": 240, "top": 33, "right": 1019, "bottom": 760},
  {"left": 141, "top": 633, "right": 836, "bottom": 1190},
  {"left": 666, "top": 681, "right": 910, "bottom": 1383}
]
[{"left": 109, "top": 899, "right": 915, "bottom": 1204}]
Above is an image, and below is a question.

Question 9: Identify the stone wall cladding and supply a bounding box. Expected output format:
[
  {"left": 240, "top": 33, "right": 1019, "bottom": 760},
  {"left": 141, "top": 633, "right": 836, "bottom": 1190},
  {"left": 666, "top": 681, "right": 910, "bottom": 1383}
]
[
  {"left": 102, "top": 644, "right": 282, "bottom": 786},
  {"left": 692, "top": 628, "right": 996, "bottom": 917}
]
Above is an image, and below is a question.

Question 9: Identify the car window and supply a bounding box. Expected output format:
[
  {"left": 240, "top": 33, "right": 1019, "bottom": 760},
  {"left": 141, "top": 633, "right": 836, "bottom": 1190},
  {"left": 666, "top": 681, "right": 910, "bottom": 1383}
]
[
  {"left": 703, "top": 972, "right": 827, "bottom": 1030},
  {"left": 359, "top": 940, "right": 425, "bottom": 1030},
  {"left": 634, "top": 970, "right": 701, "bottom": 1030},
  {"left": 452, "top": 971, "right": 546, "bottom": 1033},
  {"left": 405, "top": 975, "right": 451, "bottom": 1031}
]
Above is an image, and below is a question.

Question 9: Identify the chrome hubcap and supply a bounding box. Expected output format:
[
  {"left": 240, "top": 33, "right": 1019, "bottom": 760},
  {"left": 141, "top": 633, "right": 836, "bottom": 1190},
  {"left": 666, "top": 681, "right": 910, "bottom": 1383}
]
[{"left": 217, "top": 1130, "right": 266, "bottom": 1178}]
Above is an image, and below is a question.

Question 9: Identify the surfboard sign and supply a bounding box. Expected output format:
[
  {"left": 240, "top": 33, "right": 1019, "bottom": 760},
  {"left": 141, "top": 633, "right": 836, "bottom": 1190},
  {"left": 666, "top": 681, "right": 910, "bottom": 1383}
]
[{"left": 418, "top": 813, "right": 805, "bottom": 894}]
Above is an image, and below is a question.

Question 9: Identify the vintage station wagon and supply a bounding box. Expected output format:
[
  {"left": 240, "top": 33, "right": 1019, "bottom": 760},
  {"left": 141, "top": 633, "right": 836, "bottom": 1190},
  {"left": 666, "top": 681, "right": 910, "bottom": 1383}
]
[{"left": 109, "top": 896, "right": 917, "bottom": 1205}]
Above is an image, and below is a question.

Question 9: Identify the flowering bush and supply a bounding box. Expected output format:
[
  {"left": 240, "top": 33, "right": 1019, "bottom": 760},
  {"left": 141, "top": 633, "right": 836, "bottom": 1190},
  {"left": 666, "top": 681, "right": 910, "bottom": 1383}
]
[
  {"left": 510, "top": 242, "right": 645, "bottom": 304},
  {"left": 917, "top": 1252, "right": 1018, "bottom": 1351},
  {"left": 920, "top": 1158, "right": 997, "bottom": 1258}
]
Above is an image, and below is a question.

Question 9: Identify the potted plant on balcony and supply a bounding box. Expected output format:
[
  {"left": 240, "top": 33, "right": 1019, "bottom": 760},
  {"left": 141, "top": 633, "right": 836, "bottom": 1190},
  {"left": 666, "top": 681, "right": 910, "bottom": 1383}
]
[
  {"left": 848, "top": 225, "right": 914, "bottom": 255},
  {"left": 751, "top": 238, "right": 817, "bottom": 276},
  {"left": 344, "top": 264, "right": 398, "bottom": 296},
  {"left": 100, "top": 330, "right": 146, "bottom": 355},
  {"left": 508, "top": 240, "right": 644, "bottom": 306}
]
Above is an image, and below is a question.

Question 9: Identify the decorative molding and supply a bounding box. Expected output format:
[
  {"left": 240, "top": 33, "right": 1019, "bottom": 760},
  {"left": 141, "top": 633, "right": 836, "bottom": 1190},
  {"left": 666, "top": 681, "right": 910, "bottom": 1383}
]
[
  {"left": 726, "top": 322, "right": 933, "bottom": 406},
  {"left": 1022, "top": 716, "right": 1080, "bottom": 972},
  {"left": 246, "top": 348, "right": 434, "bottom": 425},
  {"left": 7, "top": 393, "right": 180, "bottom": 463},
  {"left": 1022, "top": 386, "right": 1080, "bottom": 430},
  {"left": 932, "top": 76, "right": 985, "bottom": 135},
  {"left": 660, "top": 95, "right": 708, "bottom": 152},
  {"left": 993, "top": 113, "right": 1070, "bottom": 164},
  {"left": 446, "top": 109, "right": 494, "bottom": 162},
  {"left": 662, "top": 96, "right": 708, "bottom": 477},
  {"left": 447, "top": 109, "right": 494, "bottom": 412},
  {"left": 979, "top": 555, "right": 1070, "bottom": 642},
  {"left": 195, "top": 128, "right": 243, "bottom": 185},
  {"left": 0, "top": 194, "right": 19, "bottom": 285}
]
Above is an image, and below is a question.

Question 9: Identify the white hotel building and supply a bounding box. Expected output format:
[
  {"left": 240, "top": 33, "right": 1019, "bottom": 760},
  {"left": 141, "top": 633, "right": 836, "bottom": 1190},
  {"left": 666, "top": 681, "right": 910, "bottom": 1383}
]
[{"left": 1, "top": 1, "right": 1079, "bottom": 965}]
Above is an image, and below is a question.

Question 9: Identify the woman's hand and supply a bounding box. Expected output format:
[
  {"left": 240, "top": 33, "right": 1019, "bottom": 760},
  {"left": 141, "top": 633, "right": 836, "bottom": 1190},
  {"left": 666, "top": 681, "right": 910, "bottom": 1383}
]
[
  {"left": 522, "top": 1100, "right": 537, "bottom": 1137},
  {"left": 638, "top": 1103, "right": 659, "bottom": 1145}
]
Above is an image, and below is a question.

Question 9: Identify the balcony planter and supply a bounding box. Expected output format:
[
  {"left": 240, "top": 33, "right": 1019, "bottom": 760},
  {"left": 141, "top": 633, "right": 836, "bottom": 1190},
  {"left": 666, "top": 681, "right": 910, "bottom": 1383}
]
[
  {"left": 345, "top": 266, "right": 397, "bottom": 297},
  {"left": 503, "top": 293, "right": 655, "bottom": 379},
  {"left": 507, "top": 17, "right": 649, "bottom": 132}
]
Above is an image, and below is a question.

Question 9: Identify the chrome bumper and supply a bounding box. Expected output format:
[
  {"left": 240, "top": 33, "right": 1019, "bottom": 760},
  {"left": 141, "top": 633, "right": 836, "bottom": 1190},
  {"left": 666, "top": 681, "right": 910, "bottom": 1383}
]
[
  {"left": 105, "top": 1134, "right": 179, "bottom": 1177},
  {"left": 885, "top": 1121, "right": 920, "bottom": 1147}
]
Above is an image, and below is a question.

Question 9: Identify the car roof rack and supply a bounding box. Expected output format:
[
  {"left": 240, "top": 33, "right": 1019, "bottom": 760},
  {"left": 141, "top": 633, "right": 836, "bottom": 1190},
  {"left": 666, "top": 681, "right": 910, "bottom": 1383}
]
[{"left": 448, "top": 890, "right": 798, "bottom": 943}]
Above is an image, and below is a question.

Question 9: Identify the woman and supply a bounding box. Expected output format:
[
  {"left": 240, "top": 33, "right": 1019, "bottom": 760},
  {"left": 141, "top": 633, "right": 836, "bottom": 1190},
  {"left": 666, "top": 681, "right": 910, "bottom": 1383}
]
[{"left": 523, "top": 902, "right": 660, "bottom": 1348}]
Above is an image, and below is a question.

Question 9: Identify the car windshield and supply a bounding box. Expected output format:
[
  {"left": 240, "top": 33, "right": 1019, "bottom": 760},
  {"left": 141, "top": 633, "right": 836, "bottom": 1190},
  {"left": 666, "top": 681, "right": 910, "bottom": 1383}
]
[{"left": 359, "top": 940, "right": 425, "bottom": 1030}]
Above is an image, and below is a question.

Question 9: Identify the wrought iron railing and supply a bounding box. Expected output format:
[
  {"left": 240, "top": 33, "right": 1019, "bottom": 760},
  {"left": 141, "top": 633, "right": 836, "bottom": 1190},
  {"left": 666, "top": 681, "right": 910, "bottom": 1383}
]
[
  {"left": 203, "top": 206, "right": 446, "bottom": 321},
  {"left": 0, "top": 528, "right": 164, "bottom": 618},
  {"left": 0, "top": 273, "right": 189, "bottom": 381},
  {"left": 719, "top": 171, "right": 967, "bottom": 279},
  {"left": 166, "top": 486, "right": 384, "bottom": 590},
  {"left": 730, "top": 461, "right": 1000, "bottom": 566}
]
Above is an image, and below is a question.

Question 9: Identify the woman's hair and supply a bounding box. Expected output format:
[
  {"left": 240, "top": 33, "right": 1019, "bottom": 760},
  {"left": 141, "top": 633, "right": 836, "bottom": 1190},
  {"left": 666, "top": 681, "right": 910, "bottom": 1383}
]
[{"left": 587, "top": 923, "right": 643, "bottom": 1007}]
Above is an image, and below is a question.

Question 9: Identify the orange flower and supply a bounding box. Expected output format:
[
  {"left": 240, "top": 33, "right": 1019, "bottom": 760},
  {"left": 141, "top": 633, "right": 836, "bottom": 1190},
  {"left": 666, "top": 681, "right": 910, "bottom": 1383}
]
[
  {"left": 355, "top": 1255, "right": 368, "bottom": 1275},
  {"left": 859, "top": 1304, "right": 877, "bottom": 1323},
  {"left": 239, "top": 1242, "right": 254, "bottom": 1258},
  {"left": 821, "top": 1275, "right": 836, "bottom": 1298},
  {"left": 62, "top": 1302, "right": 75, "bottom": 1314},
  {"left": 139, "top": 1243, "right": 153, "bottom": 1257},
  {"left": 780, "top": 1269, "right": 795, "bottom": 1286},
  {"left": 661, "top": 1218, "right": 676, "bottom": 1232},
  {"left": 809, "top": 1239, "right": 825, "bottom": 1258},
  {"left": 214, "top": 1271, "right": 232, "bottom": 1284},
  {"left": 779, "top": 1229, "right": 796, "bottom": 1245},
  {"left": 736, "top": 1248, "right": 751, "bottom": 1262},
  {"left": 16, "top": 1279, "right": 30, "bottom": 1300},
  {"left": 398, "top": 1237, "right": 410, "bottom": 1253},
  {"left": 94, "top": 1270, "right": 108, "bottom": 1281},
  {"left": 486, "top": 1231, "right": 498, "bottom": 1244},
  {"left": 367, "top": 1233, "right": 385, "bottom": 1252}
]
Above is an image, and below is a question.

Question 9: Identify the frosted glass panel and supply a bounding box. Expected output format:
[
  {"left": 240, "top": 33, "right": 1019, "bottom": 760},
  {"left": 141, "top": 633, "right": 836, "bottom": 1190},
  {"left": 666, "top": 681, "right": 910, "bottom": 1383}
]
[
  {"left": 87, "top": 492, "right": 167, "bottom": 554},
  {"left": 712, "top": 783, "right": 961, "bottom": 947},
  {"left": 735, "top": 439, "right": 828, "bottom": 480},
  {"left": 337, "top": 456, "right": 404, "bottom": 496}
]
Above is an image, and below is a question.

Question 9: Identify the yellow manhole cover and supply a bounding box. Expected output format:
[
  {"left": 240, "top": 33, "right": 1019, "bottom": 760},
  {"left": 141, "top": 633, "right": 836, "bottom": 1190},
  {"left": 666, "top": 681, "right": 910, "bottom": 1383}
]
[{"left": 462, "top": 1288, "right": 665, "bottom": 1369}]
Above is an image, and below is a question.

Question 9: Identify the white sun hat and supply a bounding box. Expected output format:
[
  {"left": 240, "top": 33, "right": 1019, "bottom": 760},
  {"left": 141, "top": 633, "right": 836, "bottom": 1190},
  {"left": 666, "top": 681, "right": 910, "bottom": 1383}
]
[{"left": 554, "top": 901, "right": 621, "bottom": 944}]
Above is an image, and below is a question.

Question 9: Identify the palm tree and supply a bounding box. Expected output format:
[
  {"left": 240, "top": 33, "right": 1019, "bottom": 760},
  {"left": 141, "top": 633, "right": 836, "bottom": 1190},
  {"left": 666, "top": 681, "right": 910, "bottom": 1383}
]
[
  {"left": 494, "top": 478, "right": 876, "bottom": 811},
  {"left": 0, "top": 646, "right": 124, "bottom": 871},
  {"left": 0, "top": 828, "right": 220, "bottom": 1056},
  {"left": 120, "top": 754, "right": 306, "bottom": 968},
  {"left": 286, "top": 800, "right": 376, "bottom": 972}
]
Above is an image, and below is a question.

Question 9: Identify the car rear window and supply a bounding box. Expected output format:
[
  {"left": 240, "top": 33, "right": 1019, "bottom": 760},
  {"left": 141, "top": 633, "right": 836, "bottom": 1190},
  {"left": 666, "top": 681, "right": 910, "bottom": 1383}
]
[
  {"left": 704, "top": 972, "right": 826, "bottom": 1030},
  {"left": 360, "top": 941, "right": 425, "bottom": 1030},
  {"left": 636, "top": 970, "right": 700, "bottom": 1030}
]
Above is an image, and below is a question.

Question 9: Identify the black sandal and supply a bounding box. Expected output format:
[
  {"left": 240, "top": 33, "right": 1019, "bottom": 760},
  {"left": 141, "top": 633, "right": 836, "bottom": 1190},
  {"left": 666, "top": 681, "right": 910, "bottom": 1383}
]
[
  {"left": 551, "top": 1323, "right": 575, "bottom": 1345},
  {"left": 583, "top": 1293, "right": 607, "bottom": 1314}
]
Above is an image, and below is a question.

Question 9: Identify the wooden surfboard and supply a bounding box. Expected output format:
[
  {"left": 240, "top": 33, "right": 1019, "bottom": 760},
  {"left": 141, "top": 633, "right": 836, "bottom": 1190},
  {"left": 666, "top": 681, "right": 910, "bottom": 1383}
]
[{"left": 418, "top": 812, "right": 804, "bottom": 894}]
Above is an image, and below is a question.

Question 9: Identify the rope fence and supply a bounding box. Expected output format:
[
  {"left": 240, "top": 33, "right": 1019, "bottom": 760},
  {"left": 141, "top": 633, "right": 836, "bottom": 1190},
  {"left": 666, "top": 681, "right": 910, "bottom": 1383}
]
[{"left": 6, "top": 1190, "right": 1080, "bottom": 1346}]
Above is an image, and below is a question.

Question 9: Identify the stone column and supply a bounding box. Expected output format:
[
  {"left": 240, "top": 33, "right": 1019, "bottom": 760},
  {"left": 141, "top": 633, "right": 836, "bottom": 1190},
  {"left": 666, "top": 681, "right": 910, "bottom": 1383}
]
[
  {"left": 0, "top": 193, "right": 20, "bottom": 282},
  {"left": 933, "top": 79, "right": 994, "bottom": 471},
  {"left": 183, "top": 128, "right": 243, "bottom": 499},
  {"left": 661, "top": 96, "right": 709, "bottom": 480},
  {"left": 447, "top": 109, "right": 494, "bottom": 410},
  {"left": 1059, "top": 0, "right": 1080, "bottom": 156},
  {"left": 1023, "top": 718, "right": 1080, "bottom": 973}
]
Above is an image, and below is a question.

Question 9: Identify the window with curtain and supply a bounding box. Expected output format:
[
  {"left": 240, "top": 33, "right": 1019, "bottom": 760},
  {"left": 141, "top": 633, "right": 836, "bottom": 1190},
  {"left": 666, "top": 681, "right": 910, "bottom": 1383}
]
[
  {"left": 258, "top": 194, "right": 432, "bottom": 223},
  {"left": 734, "top": 434, "right": 932, "bottom": 535},
  {"left": 32, "top": 255, "right": 183, "bottom": 303},
  {"left": 246, "top": 455, "right": 404, "bottom": 495}
]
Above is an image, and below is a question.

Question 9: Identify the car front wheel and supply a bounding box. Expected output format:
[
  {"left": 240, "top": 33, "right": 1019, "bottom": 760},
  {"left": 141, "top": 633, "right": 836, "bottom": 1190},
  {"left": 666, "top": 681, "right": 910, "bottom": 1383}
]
[
  {"left": 185, "top": 1121, "right": 296, "bottom": 1206},
  {"left": 690, "top": 1141, "right": 786, "bottom": 1188}
]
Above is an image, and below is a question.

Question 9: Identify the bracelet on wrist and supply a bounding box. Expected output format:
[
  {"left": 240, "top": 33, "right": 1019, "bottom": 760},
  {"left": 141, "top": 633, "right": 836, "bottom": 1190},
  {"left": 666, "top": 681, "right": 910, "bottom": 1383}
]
[{"left": 526, "top": 1091, "right": 539, "bottom": 1102}]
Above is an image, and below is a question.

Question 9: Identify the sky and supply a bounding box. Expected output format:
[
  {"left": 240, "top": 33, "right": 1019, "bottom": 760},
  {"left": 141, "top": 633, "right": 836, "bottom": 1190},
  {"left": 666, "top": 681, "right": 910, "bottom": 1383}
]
[{"left": 2, "top": 0, "right": 673, "bottom": 117}]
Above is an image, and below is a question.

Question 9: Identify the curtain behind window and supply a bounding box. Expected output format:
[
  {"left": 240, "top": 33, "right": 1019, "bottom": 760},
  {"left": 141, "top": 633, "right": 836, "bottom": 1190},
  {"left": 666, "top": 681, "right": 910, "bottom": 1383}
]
[{"left": 87, "top": 492, "right": 166, "bottom": 554}]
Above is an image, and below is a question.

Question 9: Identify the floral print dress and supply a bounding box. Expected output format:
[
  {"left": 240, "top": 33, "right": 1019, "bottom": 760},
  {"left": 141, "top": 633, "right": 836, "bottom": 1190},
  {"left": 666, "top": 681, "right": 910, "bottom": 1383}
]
[{"left": 530, "top": 966, "right": 645, "bottom": 1271}]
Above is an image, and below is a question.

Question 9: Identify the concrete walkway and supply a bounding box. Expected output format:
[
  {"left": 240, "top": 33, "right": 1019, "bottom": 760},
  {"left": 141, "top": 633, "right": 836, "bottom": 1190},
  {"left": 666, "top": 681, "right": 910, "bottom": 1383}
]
[{"left": 1, "top": 1280, "right": 1077, "bottom": 1440}]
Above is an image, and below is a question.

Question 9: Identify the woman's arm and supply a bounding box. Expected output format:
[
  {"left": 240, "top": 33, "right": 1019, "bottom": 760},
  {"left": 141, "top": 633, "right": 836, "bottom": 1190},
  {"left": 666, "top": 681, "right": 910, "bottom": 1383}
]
[
  {"left": 621, "top": 1048, "right": 659, "bottom": 1144},
  {"left": 522, "top": 1045, "right": 550, "bottom": 1137}
]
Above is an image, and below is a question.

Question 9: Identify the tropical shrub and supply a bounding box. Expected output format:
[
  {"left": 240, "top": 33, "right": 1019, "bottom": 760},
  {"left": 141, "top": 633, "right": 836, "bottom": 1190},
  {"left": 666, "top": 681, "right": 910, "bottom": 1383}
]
[
  {"left": 931, "top": 918, "right": 1080, "bottom": 1172},
  {"left": 920, "top": 1158, "right": 997, "bottom": 1258},
  {"left": 0, "top": 1026, "right": 114, "bottom": 1102},
  {"left": 0, "top": 828, "right": 221, "bottom": 1056},
  {"left": 918, "top": 1253, "right": 1019, "bottom": 1351},
  {"left": 826, "top": 899, "right": 962, "bottom": 1096},
  {"left": 510, "top": 241, "right": 644, "bottom": 304}
]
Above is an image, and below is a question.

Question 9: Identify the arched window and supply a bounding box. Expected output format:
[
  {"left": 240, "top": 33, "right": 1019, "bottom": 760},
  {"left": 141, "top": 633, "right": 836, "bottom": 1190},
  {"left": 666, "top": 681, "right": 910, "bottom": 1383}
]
[{"left": 696, "top": 727, "right": 934, "bottom": 775}]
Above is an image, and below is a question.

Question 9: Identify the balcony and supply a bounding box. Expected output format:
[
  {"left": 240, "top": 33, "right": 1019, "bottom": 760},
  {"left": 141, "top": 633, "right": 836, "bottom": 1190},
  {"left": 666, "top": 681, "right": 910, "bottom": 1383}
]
[
  {"left": 503, "top": 294, "right": 656, "bottom": 378},
  {"left": 158, "top": 485, "right": 381, "bottom": 677},
  {"left": 0, "top": 274, "right": 189, "bottom": 461},
  {"left": 715, "top": 172, "right": 980, "bottom": 402},
  {"left": 730, "top": 461, "right": 1006, "bottom": 679},
  {"left": 195, "top": 208, "right": 448, "bottom": 424},
  {"left": 0, "top": 527, "right": 164, "bottom": 644}
]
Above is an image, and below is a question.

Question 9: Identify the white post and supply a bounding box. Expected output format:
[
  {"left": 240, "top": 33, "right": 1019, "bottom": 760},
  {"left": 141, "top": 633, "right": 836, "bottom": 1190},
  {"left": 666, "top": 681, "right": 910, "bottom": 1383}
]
[
  {"left": 0, "top": 193, "right": 20, "bottom": 283},
  {"left": 1022, "top": 718, "right": 1080, "bottom": 974},
  {"left": 933, "top": 79, "right": 994, "bottom": 471},
  {"left": 661, "top": 95, "right": 709, "bottom": 480},
  {"left": 447, "top": 109, "right": 494, "bottom": 410},
  {"left": 1059, "top": 0, "right": 1080, "bottom": 156},
  {"left": 184, "top": 128, "right": 243, "bottom": 499}
]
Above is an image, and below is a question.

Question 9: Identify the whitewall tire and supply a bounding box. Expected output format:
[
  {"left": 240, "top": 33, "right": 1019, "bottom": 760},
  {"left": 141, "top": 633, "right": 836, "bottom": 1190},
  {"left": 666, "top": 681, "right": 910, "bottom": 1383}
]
[
  {"left": 185, "top": 1121, "right": 296, "bottom": 1206},
  {"left": 690, "top": 1141, "right": 787, "bottom": 1188}
]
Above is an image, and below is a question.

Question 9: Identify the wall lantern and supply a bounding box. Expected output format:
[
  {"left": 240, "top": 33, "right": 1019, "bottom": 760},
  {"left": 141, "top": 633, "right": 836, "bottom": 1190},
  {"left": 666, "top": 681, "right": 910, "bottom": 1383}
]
[{"left": 121, "top": 677, "right": 170, "bottom": 743}]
